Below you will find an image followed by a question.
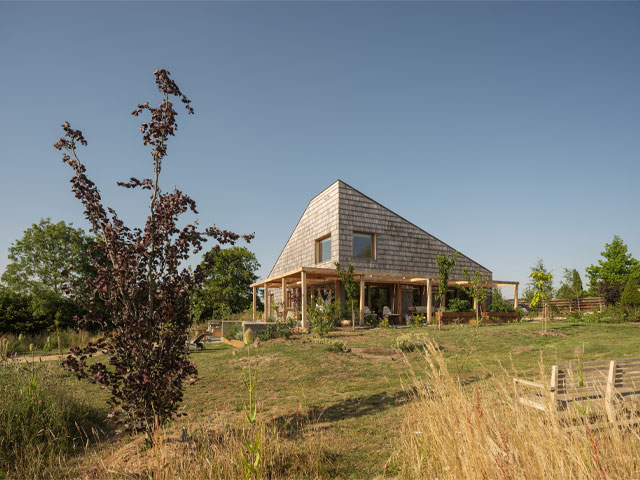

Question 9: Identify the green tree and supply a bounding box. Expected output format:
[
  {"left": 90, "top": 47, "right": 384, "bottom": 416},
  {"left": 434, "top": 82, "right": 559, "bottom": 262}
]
[
  {"left": 192, "top": 246, "right": 261, "bottom": 321},
  {"left": 523, "top": 259, "right": 553, "bottom": 303},
  {"left": 335, "top": 262, "right": 358, "bottom": 329},
  {"left": 555, "top": 268, "right": 584, "bottom": 303},
  {"left": 529, "top": 270, "right": 553, "bottom": 332},
  {"left": 462, "top": 268, "right": 487, "bottom": 323},
  {"left": 620, "top": 277, "right": 640, "bottom": 318},
  {"left": 436, "top": 251, "right": 459, "bottom": 311},
  {"left": 586, "top": 235, "right": 640, "bottom": 295},
  {"left": 487, "top": 287, "right": 515, "bottom": 313},
  {"left": 1, "top": 218, "right": 95, "bottom": 330},
  {"left": 2, "top": 218, "right": 95, "bottom": 295}
]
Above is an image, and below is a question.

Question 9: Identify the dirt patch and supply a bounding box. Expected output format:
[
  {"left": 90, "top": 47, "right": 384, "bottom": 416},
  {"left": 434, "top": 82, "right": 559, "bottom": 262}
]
[
  {"left": 538, "top": 330, "right": 567, "bottom": 338},
  {"left": 232, "top": 354, "right": 279, "bottom": 368},
  {"left": 512, "top": 345, "right": 533, "bottom": 355},
  {"left": 351, "top": 347, "right": 399, "bottom": 362}
]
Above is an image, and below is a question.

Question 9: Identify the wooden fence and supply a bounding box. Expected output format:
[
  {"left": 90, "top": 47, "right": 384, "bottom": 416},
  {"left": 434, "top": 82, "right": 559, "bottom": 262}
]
[{"left": 525, "top": 297, "right": 605, "bottom": 314}]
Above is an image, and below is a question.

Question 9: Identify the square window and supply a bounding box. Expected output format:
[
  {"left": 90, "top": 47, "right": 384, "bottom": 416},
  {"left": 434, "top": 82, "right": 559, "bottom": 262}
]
[
  {"left": 316, "top": 235, "right": 331, "bottom": 263},
  {"left": 353, "top": 232, "right": 375, "bottom": 260}
]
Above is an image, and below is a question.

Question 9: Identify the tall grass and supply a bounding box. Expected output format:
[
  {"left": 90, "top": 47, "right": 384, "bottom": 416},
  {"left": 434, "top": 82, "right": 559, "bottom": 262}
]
[
  {"left": 0, "top": 360, "right": 104, "bottom": 479},
  {"left": 0, "top": 329, "right": 96, "bottom": 357},
  {"left": 399, "top": 343, "right": 640, "bottom": 479},
  {"left": 80, "top": 415, "right": 331, "bottom": 479}
]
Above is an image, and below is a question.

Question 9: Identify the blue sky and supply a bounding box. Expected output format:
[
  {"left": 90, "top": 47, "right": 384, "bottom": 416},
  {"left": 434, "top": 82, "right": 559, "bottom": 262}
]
[{"left": 1, "top": 1, "right": 638, "bottom": 294}]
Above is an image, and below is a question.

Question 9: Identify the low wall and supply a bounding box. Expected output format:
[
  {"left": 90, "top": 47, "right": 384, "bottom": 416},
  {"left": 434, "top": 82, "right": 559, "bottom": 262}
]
[{"left": 241, "top": 321, "right": 270, "bottom": 339}]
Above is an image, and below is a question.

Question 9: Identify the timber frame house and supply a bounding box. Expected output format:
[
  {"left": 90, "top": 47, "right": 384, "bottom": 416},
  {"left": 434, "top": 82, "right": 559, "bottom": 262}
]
[{"left": 251, "top": 180, "right": 518, "bottom": 327}]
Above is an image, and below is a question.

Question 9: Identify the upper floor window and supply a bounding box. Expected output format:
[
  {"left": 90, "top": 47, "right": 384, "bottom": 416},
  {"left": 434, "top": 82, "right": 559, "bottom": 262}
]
[
  {"left": 353, "top": 232, "right": 375, "bottom": 260},
  {"left": 316, "top": 235, "right": 331, "bottom": 263}
]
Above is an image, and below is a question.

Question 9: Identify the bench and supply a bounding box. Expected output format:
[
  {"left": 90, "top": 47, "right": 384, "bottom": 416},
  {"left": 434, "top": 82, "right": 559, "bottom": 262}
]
[{"left": 514, "top": 358, "right": 640, "bottom": 426}]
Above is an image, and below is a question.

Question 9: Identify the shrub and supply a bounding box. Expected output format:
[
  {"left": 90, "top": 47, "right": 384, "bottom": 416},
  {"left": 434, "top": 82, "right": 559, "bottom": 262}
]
[
  {"left": 307, "top": 298, "right": 339, "bottom": 336},
  {"left": 447, "top": 298, "right": 471, "bottom": 312},
  {"left": 380, "top": 317, "right": 390, "bottom": 328},
  {"left": 411, "top": 313, "right": 427, "bottom": 326},
  {"left": 224, "top": 323, "right": 243, "bottom": 341},
  {"left": 258, "top": 320, "right": 295, "bottom": 341},
  {"left": 620, "top": 278, "right": 640, "bottom": 317}
]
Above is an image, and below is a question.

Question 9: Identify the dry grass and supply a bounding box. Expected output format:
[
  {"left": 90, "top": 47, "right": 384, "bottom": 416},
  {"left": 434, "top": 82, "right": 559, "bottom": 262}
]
[
  {"left": 399, "top": 342, "right": 640, "bottom": 479},
  {"left": 78, "top": 413, "right": 331, "bottom": 479}
]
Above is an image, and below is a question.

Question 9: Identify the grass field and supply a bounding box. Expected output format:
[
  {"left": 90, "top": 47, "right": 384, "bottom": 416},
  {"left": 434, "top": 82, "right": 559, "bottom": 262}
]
[{"left": 3, "top": 320, "right": 639, "bottom": 478}]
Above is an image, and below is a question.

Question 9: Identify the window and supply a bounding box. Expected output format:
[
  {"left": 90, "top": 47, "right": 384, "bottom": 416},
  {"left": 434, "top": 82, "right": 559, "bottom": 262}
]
[
  {"left": 315, "top": 235, "right": 331, "bottom": 263},
  {"left": 353, "top": 232, "right": 375, "bottom": 260}
]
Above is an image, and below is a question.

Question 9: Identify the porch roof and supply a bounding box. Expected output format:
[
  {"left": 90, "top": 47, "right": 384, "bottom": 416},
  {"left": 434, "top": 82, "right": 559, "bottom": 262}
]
[{"left": 251, "top": 266, "right": 518, "bottom": 289}]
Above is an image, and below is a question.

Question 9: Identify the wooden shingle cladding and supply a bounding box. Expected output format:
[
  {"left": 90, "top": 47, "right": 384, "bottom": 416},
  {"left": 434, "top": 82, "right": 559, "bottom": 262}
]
[
  {"left": 268, "top": 180, "right": 492, "bottom": 283},
  {"left": 337, "top": 182, "right": 491, "bottom": 280},
  {"left": 268, "top": 181, "right": 340, "bottom": 278}
]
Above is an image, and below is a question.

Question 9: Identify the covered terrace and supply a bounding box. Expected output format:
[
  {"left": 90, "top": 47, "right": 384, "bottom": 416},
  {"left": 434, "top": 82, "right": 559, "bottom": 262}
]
[{"left": 251, "top": 266, "right": 519, "bottom": 328}]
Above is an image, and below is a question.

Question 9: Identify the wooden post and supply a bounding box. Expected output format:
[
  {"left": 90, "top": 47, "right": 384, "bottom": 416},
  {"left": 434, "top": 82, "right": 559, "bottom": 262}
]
[
  {"left": 334, "top": 279, "right": 340, "bottom": 303},
  {"left": 605, "top": 360, "right": 617, "bottom": 423},
  {"left": 281, "top": 278, "right": 286, "bottom": 321},
  {"left": 252, "top": 286, "right": 257, "bottom": 321},
  {"left": 359, "top": 275, "right": 365, "bottom": 326},
  {"left": 513, "top": 284, "right": 518, "bottom": 310},
  {"left": 301, "top": 271, "right": 308, "bottom": 329},
  {"left": 426, "top": 279, "right": 432, "bottom": 324},
  {"left": 263, "top": 284, "right": 269, "bottom": 321},
  {"left": 397, "top": 282, "right": 402, "bottom": 324}
]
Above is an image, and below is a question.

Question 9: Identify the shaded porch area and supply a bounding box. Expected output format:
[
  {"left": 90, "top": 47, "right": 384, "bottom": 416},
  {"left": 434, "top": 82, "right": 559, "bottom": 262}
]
[{"left": 251, "top": 267, "right": 519, "bottom": 328}]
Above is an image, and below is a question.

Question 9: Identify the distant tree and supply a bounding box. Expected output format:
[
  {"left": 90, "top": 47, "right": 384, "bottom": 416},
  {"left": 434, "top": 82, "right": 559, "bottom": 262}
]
[
  {"left": 555, "top": 268, "right": 584, "bottom": 304},
  {"left": 55, "top": 69, "right": 253, "bottom": 440},
  {"left": 1, "top": 218, "right": 95, "bottom": 330},
  {"left": 2, "top": 218, "right": 95, "bottom": 294},
  {"left": 523, "top": 259, "right": 553, "bottom": 303},
  {"left": 529, "top": 269, "right": 553, "bottom": 332},
  {"left": 586, "top": 235, "right": 640, "bottom": 295},
  {"left": 462, "top": 268, "right": 487, "bottom": 323},
  {"left": 191, "top": 246, "right": 261, "bottom": 322},
  {"left": 620, "top": 277, "right": 640, "bottom": 318},
  {"left": 436, "top": 251, "right": 459, "bottom": 311},
  {"left": 335, "top": 262, "right": 358, "bottom": 329}
]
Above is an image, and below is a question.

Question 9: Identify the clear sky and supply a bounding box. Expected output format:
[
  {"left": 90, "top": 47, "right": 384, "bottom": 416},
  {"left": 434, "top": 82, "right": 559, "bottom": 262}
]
[{"left": 1, "top": 1, "right": 639, "bottom": 295}]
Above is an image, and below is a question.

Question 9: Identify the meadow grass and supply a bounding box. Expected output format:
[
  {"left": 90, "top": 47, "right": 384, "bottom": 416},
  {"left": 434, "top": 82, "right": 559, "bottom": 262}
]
[{"left": 5, "top": 320, "right": 639, "bottom": 478}]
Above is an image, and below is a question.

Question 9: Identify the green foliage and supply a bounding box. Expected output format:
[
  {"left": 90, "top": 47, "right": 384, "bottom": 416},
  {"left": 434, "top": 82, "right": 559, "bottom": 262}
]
[
  {"left": 258, "top": 320, "right": 295, "bottom": 341},
  {"left": 462, "top": 268, "right": 487, "bottom": 322},
  {"left": 530, "top": 269, "right": 554, "bottom": 331},
  {"left": 192, "top": 246, "right": 261, "bottom": 322},
  {"left": 241, "top": 348, "right": 261, "bottom": 480},
  {"left": 393, "top": 333, "right": 429, "bottom": 352},
  {"left": 487, "top": 288, "right": 514, "bottom": 313},
  {"left": 0, "top": 362, "right": 102, "bottom": 478},
  {"left": 1, "top": 218, "right": 96, "bottom": 297},
  {"left": 411, "top": 313, "right": 427, "bottom": 326},
  {"left": 555, "top": 268, "right": 584, "bottom": 302},
  {"left": 307, "top": 298, "right": 339, "bottom": 336},
  {"left": 447, "top": 298, "right": 471, "bottom": 312},
  {"left": 586, "top": 235, "right": 640, "bottom": 294},
  {"left": 309, "top": 336, "right": 350, "bottom": 353},
  {"left": 335, "top": 262, "right": 358, "bottom": 326},
  {"left": 620, "top": 277, "right": 640, "bottom": 317},
  {"left": 379, "top": 317, "right": 390, "bottom": 329},
  {"left": 225, "top": 323, "right": 244, "bottom": 341},
  {"left": 523, "top": 259, "right": 553, "bottom": 303},
  {"left": 435, "top": 252, "right": 458, "bottom": 309}
]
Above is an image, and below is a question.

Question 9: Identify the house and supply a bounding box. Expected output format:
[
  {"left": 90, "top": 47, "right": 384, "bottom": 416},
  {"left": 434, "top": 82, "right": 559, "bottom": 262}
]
[{"left": 251, "top": 180, "right": 518, "bottom": 326}]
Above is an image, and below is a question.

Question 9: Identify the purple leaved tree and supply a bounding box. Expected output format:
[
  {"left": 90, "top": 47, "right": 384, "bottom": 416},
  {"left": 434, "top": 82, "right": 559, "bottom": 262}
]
[{"left": 54, "top": 69, "right": 253, "bottom": 439}]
